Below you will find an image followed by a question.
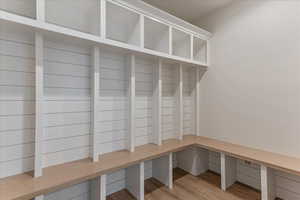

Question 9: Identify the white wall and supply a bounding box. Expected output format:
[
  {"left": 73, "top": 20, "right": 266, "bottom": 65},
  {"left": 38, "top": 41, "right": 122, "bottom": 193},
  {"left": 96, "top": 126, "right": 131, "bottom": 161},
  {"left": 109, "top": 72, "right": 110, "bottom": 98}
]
[{"left": 195, "top": 1, "right": 300, "bottom": 198}]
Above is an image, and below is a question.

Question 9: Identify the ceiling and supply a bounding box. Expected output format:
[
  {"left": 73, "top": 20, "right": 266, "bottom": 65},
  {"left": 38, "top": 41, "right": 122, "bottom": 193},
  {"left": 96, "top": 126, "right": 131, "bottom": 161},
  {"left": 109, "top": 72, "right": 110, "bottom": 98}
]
[{"left": 142, "top": 0, "right": 234, "bottom": 23}]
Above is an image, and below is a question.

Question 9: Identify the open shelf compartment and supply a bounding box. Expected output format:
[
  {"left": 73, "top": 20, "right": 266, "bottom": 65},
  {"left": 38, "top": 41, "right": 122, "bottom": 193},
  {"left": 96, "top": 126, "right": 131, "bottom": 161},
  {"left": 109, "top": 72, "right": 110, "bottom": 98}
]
[
  {"left": 45, "top": 0, "right": 101, "bottom": 35},
  {"left": 144, "top": 17, "right": 170, "bottom": 54},
  {"left": 193, "top": 36, "right": 207, "bottom": 63},
  {"left": 106, "top": 1, "right": 141, "bottom": 46},
  {"left": 0, "top": 0, "right": 36, "bottom": 18},
  {"left": 172, "top": 28, "right": 191, "bottom": 59}
]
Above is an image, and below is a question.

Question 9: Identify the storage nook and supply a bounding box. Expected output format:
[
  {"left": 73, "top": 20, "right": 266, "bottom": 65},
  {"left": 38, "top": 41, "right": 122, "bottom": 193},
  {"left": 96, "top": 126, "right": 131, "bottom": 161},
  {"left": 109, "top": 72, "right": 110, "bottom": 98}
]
[{"left": 2, "top": 1, "right": 300, "bottom": 200}]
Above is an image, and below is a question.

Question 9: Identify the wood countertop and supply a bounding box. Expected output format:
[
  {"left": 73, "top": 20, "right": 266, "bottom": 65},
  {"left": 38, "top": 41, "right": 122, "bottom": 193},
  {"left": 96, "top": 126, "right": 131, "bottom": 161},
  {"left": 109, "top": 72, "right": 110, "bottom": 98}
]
[{"left": 1, "top": 135, "right": 300, "bottom": 200}]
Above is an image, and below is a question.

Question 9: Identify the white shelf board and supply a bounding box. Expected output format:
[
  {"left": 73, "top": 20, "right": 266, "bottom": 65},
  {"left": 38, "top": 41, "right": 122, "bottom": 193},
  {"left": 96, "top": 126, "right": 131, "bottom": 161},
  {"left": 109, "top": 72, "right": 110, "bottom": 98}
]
[{"left": 0, "top": 10, "right": 208, "bottom": 67}]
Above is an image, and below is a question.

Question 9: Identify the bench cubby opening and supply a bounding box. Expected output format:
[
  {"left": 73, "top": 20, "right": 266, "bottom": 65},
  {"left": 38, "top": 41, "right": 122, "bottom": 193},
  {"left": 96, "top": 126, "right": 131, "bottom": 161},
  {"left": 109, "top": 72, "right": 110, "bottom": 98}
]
[
  {"left": 144, "top": 17, "right": 170, "bottom": 54},
  {"left": 106, "top": 1, "right": 141, "bottom": 46},
  {"left": 45, "top": 0, "right": 101, "bottom": 35},
  {"left": 106, "top": 162, "right": 144, "bottom": 200},
  {"left": 172, "top": 28, "right": 191, "bottom": 59}
]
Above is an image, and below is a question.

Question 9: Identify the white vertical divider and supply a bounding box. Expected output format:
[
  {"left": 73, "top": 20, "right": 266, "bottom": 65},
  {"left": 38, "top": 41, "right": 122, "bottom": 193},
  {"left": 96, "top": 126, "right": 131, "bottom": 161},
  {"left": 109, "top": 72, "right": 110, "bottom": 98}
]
[
  {"left": 126, "top": 162, "right": 145, "bottom": 200},
  {"left": 152, "top": 153, "right": 173, "bottom": 189},
  {"left": 169, "top": 26, "right": 172, "bottom": 55},
  {"left": 35, "top": 1, "right": 45, "bottom": 200},
  {"left": 195, "top": 68, "right": 201, "bottom": 136},
  {"left": 221, "top": 153, "right": 237, "bottom": 191},
  {"left": 206, "top": 39, "right": 211, "bottom": 66},
  {"left": 128, "top": 54, "right": 136, "bottom": 152},
  {"left": 91, "top": 175, "right": 107, "bottom": 200},
  {"left": 101, "top": 0, "right": 106, "bottom": 39},
  {"left": 91, "top": 46, "right": 100, "bottom": 162},
  {"left": 176, "top": 64, "right": 183, "bottom": 140},
  {"left": 261, "top": 165, "right": 275, "bottom": 200},
  {"left": 152, "top": 59, "right": 162, "bottom": 145},
  {"left": 190, "top": 34, "right": 194, "bottom": 60},
  {"left": 140, "top": 14, "right": 145, "bottom": 48}
]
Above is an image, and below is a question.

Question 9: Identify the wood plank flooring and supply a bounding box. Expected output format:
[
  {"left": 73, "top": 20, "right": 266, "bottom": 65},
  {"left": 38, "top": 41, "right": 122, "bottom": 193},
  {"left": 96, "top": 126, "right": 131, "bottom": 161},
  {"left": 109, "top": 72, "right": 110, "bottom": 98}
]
[{"left": 107, "top": 168, "right": 263, "bottom": 200}]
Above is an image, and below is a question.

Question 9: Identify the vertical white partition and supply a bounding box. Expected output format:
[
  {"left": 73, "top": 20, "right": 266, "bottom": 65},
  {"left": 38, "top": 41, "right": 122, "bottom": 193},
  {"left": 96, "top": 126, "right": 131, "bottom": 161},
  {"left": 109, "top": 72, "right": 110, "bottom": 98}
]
[
  {"left": 261, "top": 165, "right": 275, "bottom": 200},
  {"left": 177, "top": 147, "right": 208, "bottom": 176},
  {"left": 195, "top": 68, "right": 201, "bottom": 136},
  {"left": 193, "top": 37, "right": 207, "bottom": 64},
  {"left": 126, "top": 162, "right": 145, "bottom": 200},
  {"left": 220, "top": 153, "right": 237, "bottom": 191},
  {"left": 175, "top": 64, "right": 183, "bottom": 140},
  {"left": 127, "top": 54, "right": 135, "bottom": 152},
  {"left": 91, "top": 175, "right": 107, "bottom": 200},
  {"left": 152, "top": 59, "right": 162, "bottom": 145},
  {"left": 152, "top": 153, "right": 173, "bottom": 189}
]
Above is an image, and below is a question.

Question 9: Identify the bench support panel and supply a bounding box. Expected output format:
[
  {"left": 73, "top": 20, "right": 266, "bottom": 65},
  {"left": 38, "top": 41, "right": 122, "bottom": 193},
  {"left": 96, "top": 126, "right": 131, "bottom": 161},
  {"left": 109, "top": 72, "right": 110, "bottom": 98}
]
[
  {"left": 221, "top": 153, "right": 237, "bottom": 191},
  {"left": 153, "top": 153, "right": 173, "bottom": 189}
]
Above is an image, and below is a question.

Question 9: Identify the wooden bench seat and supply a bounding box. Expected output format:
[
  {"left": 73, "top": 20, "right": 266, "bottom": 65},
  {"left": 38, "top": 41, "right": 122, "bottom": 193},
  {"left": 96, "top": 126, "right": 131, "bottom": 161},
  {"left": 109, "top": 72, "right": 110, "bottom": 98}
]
[{"left": 1, "top": 135, "right": 300, "bottom": 200}]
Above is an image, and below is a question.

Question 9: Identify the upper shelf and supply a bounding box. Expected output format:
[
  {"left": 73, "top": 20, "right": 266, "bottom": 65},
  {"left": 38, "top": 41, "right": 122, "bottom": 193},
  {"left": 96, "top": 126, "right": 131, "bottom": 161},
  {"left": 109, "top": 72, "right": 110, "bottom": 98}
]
[{"left": 0, "top": 0, "right": 211, "bottom": 67}]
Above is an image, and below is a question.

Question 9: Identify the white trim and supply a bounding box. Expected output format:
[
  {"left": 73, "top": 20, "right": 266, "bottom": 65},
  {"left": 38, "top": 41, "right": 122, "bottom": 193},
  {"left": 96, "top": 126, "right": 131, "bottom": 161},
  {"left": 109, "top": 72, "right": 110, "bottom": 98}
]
[
  {"left": 91, "top": 47, "right": 100, "bottom": 161},
  {"left": 101, "top": 0, "right": 107, "bottom": 38},
  {"left": 195, "top": 68, "right": 201, "bottom": 136},
  {"left": 36, "top": 0, "right": 45, "bottom": 21},
  {"left": 169, "top": 26, "right": 173, "bottom": 55},
  {"left": 0, "top": 10, "right": 208, "bottom": 68},
  {"left": 177, "top": 64, "right": 183, "bottom": 140},
  {"left": 140, "top": 14, "right": 145, "bottom": 48},
  {"left": 153, "top": 59, "right": 162, "bottom": 145},
  {"left": 34, "top": 32, "right": 43, "bottom": 178},
  {"left": 128, "top": 54, "right": 136, "bottom": 152}
]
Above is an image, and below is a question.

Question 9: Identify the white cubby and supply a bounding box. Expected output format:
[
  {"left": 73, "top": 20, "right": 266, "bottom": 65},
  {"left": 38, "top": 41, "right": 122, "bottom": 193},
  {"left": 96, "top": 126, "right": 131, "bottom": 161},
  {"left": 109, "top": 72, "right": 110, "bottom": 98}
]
[
  {"left": 45, "top": 0, "right": 101, "bottom": 35},
  {"left": 144, "top": 17, "right": 169, "bottom": 54},
  {"left": 193, "top": 36, "right": 207, "bottom": 63},
  {"left": 106, "top": 163, "right": 144, "bottom": 200},
  {"left": 106, "top": 1, "right": 141, "bottom": 46},
  {"left": 172, "top": 28, "right": 191, "bottom": 59},
  {"left": 0, "top": 0, "right": 36, "bottom": 18}
]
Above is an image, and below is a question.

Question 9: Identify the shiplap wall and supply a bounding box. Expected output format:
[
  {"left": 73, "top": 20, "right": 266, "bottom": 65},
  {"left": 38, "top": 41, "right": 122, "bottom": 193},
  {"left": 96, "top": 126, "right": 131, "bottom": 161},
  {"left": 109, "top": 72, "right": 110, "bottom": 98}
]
[
  {"left": 183, "top": 66, "right": 195, "bottom": 136},
  {"left": 161, "top": 64, "right": 176, "bottom": 140},
  {"left": 0, "top": 24, "right": 35, "bottom": 178},
  {"left": 135, "top": 58, "right": 153, "bottom": 146}
]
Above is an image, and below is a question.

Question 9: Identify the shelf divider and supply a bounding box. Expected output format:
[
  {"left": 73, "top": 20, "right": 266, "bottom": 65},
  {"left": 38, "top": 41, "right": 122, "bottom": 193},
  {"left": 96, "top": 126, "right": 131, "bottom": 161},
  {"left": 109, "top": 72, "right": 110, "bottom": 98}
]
[
  {"left": 128, "top": 54, "right": 136, "bottom": 152},
  {"left": 261, "top": 165, "right": 275, "bottom": 200},
  {"left": 91, "top": 46, "right": 100, "bottom": 162},
  {"left": 91, "top": 175, "right": 107, "bottom": 200},
  {"left": 176, "top": 64, "right": 183, "bottom": 140},
  {"left": 152, "top": 153, "right": 173, "bottom": 189},
  {"left": 126, "top": 162, "right": 145, "bottom": 200},
  {"left": 101, "top": 0, "right": 106, "bottom": 38},
  {"left": 221, "top": 153, "right": 237, "bottom": 191},
  {"left": 153, "top": 59, "right": 162, "bottom": 145}
]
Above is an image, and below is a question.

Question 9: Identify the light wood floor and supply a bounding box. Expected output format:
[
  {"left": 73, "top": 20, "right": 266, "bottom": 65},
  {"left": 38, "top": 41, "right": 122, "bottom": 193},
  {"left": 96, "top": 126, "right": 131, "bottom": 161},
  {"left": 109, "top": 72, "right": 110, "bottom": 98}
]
[{"left": 107, "top": 168, "right": 264, "bottom": 200}]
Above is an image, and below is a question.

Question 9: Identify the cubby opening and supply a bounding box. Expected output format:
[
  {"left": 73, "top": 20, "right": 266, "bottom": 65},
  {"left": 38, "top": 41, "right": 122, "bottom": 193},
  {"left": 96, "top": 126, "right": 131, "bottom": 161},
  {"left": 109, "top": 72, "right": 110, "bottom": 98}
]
[
  {"left": 144, "top": 17, "right": 169, "bottom": 54},
  {"left": 45, "top": 0, "right": 101, "bottom": 35},
  {"left": 182, "top": 66, "right": 196, "bottom": 136},
  {"left": 0, "top": 0, "right": 36, "bottom": 18},
  {"left": 172, "top": 28, "right": 191, "bottom": 59},
  {"left": 135, "top": 56, "right": 155, "bottom": 147},
  {"left": 161, "top": 63, "right": 179, "bottom": 141},
  {"left": 106, "top": 1, "right": 141, "bottom": 46},
  {"left": 193, "top": 36, "right": 207, "bottom": 63},
  {"left": 106, "top": 163, "right": 144, "bottom": 200}
]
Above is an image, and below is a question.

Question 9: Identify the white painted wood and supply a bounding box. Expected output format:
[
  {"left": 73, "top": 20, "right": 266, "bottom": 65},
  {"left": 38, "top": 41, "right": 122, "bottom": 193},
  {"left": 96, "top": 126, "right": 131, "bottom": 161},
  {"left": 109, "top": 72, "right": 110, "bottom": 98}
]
[
  {"left": 101, "top": 0, "right": 106, "bottom": 38},
  {"left": 177, "top": 147, "right": 208, "bottom": 176},
  {"left": 91, "top": 47, "right": 100, "bottom": 161},
  {"left": 126, "top": 162, "right": 144, "bottom": 200},
  {"left": 128, "top": 54, "right": 136, "bottom": 152},
  {"left": 152, "top": 153, "right": 173, "bottom": 189},
  {"left": 169, "top": 26, "right": 172, "bottom": 55},
  {"left": 0, "top": 10, "right": 208, "bottom": 67},
  {"left": 195, "top": 68, "right": 201, "bottom": 136},
  {"left": 221, "top": 153, "right": 237, "bottom": 191},
  {"left": 36, "top": 0, "right": 45, "bottom": 21},
  {"left": 152, "top": 59, "right": 162, "bottom": 145},
  {"left": 176, "top": 64, "right": 183, "bottom": 140},
  {"left": 91, "top": 175, "right": 107, "bottom": 200},
  {"left": 190, "top": 34, "right": 194, "bottom": 60},
  {"left": 34, "top": 32, "right": 43, "bottom": 178},
  {"left": 140, "top": 14, "right": 144, "bottom": 48},
  {"left": 172, "top": 28, "right": 191, "bottom": 59},
  {"left": 261, "top": 165, "right": 275, "bottom": 200}
]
